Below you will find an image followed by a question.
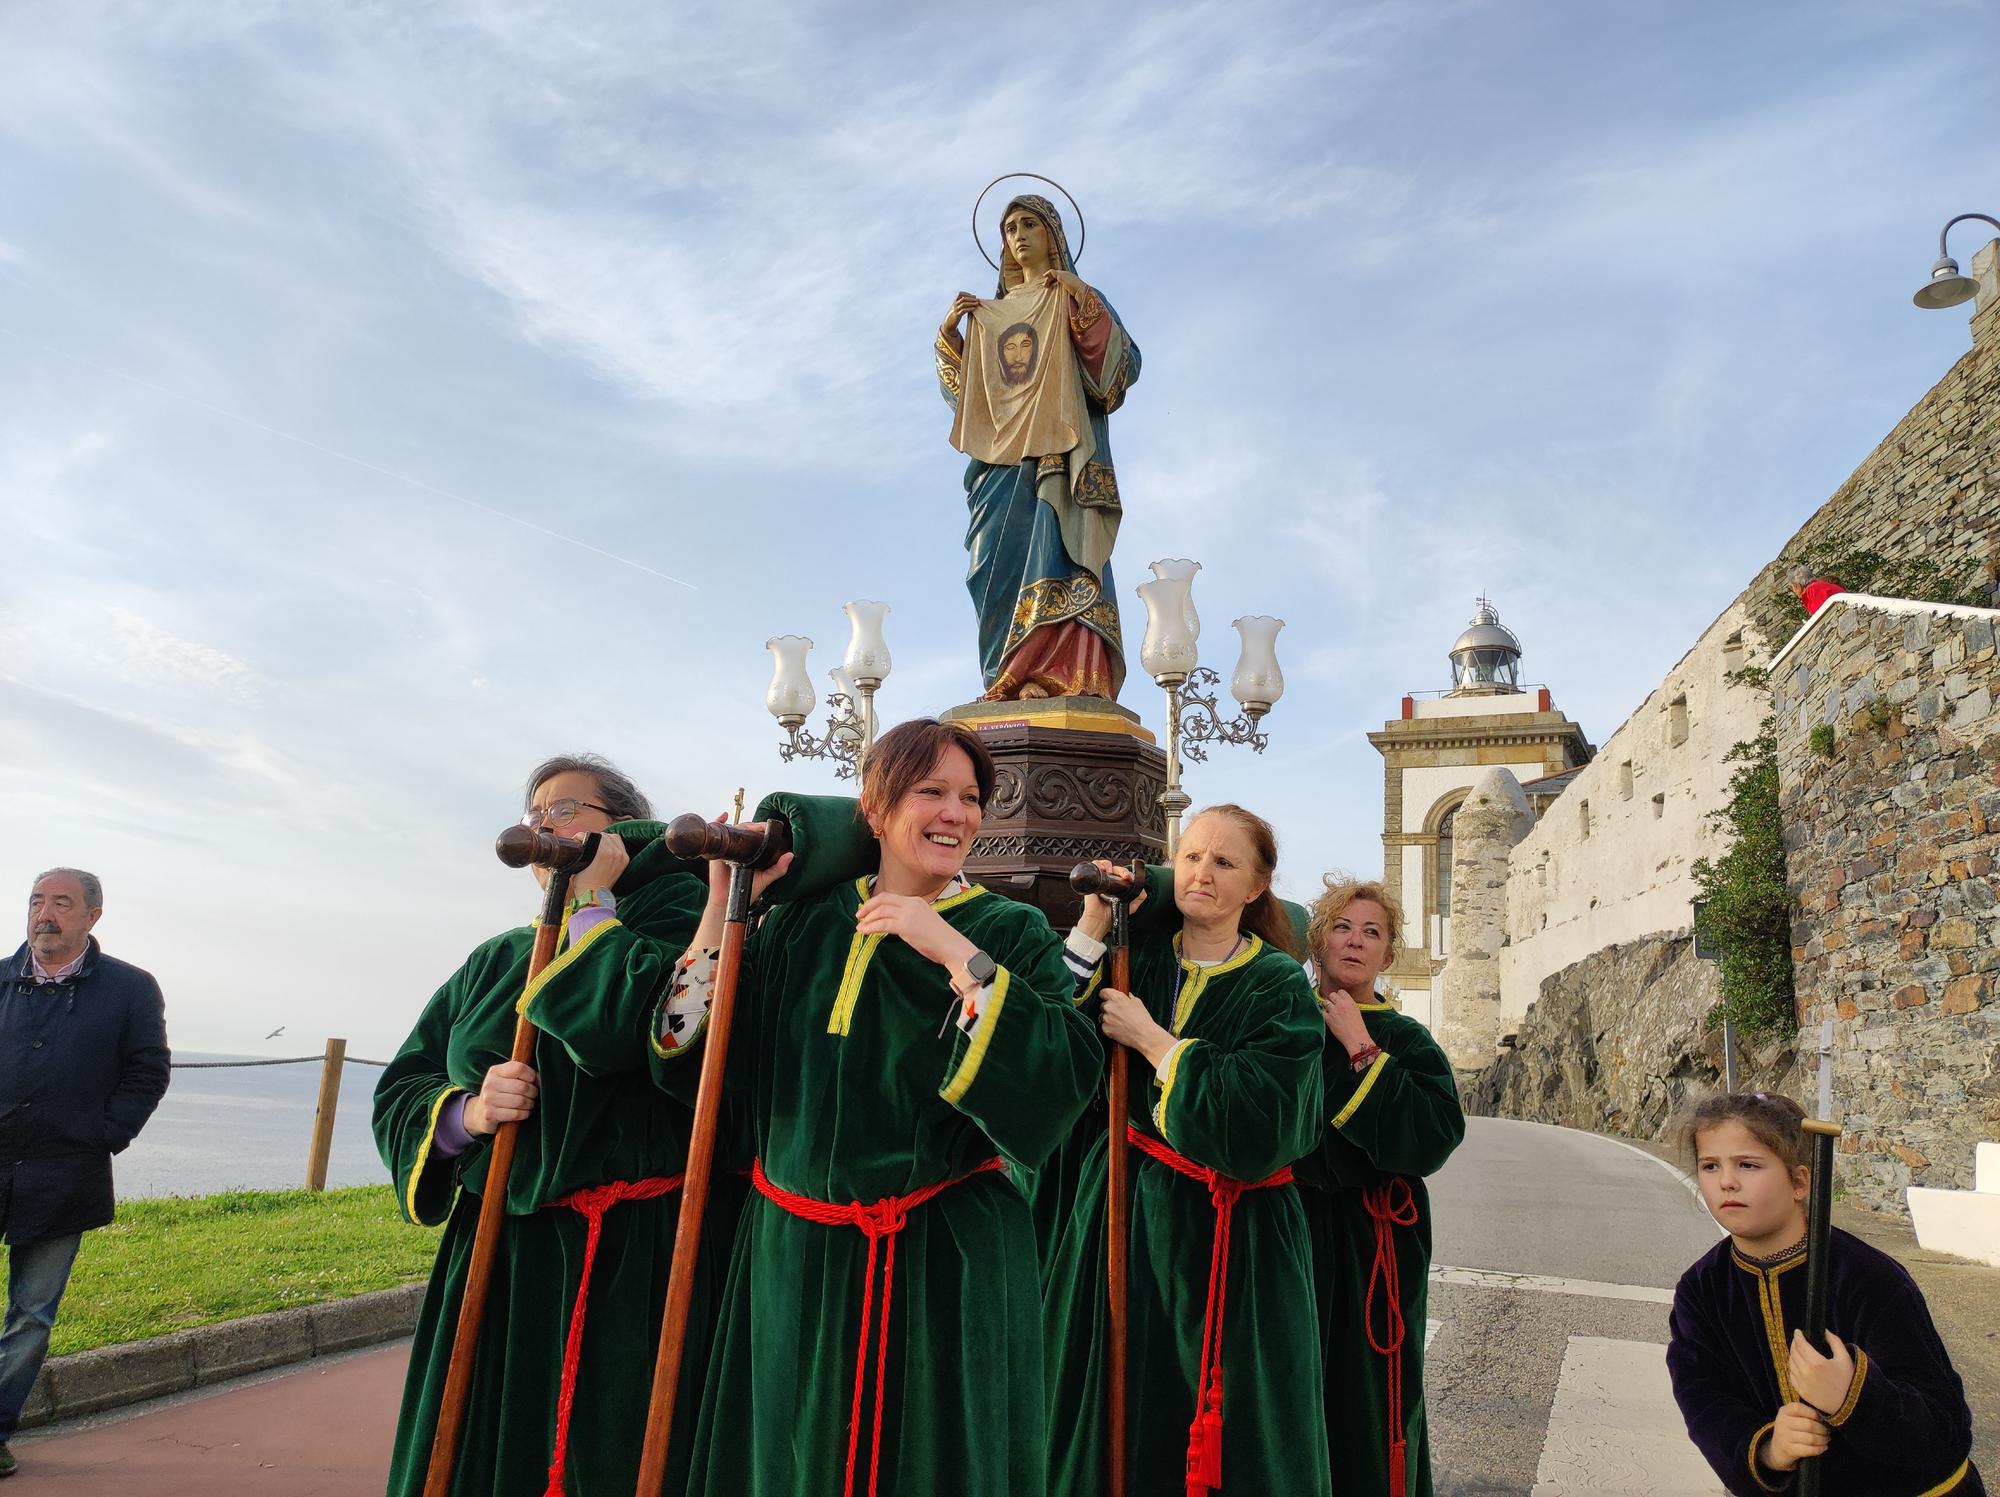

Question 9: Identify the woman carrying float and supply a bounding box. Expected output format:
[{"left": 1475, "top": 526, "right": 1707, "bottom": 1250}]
[
  {"left": 1044, "top": 804, "right": 1330, "bottom": 1497},
  {"left": 1296, "top": 876, "right": 1466, "bottom": 1497},
  {"left": 373, "top": 754, "right": 733, "bottom": 1496},
  {"left": 655, "top": 717, "right": 1101, "bottom": 1497}
]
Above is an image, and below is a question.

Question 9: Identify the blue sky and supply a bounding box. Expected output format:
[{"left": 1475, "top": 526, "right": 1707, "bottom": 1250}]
[{"left": 3, "top": 0, "right": 1993, "bottom": 1055}]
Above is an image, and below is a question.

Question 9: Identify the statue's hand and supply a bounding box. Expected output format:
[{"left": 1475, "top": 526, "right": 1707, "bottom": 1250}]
[
  {"left": 940, "top": 292, "right": 980, "bottom": 341},
  {"left": 1043, "top": 268, "right": 1088, "bottom": 302}
]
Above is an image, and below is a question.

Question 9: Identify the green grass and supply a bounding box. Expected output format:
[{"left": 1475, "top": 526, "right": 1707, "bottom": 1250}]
[{"left": 23, "top": 1186, "right": 439, "bottom": 1357}]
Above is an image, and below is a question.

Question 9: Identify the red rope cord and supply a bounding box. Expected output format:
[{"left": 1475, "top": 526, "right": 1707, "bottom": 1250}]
[
  {"left": 1362, "top": 1177, "right": 1419, "bottom": 1497},
  {"left": 751, "top": 1156, "right": 1006, "bottom": 1497},
  {"left": 1126, "top": 1126, "right": 1294, "bottom": 1497},
  {"left": 538, "top": 1174, "right": 685, "bottom": 1497}
]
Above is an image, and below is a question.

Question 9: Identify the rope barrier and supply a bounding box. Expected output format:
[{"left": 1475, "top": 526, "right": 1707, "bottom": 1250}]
[{"left": 171, "top": 1055, "right": 389, "bottom": 1069}]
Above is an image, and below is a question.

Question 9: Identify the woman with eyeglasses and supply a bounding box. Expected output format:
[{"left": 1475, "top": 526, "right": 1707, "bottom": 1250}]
[{"left": 373, "top": 753, "right": 732, "bottom": 1497}]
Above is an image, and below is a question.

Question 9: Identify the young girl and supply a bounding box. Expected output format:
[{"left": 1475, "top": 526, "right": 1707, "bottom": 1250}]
[{"left": 1666, "top": 1091, "right": 1984, "bottom": 1496}]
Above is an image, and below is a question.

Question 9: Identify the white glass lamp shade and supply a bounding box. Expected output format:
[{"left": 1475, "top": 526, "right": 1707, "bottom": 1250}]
[
  {"left": 1137, "top": 577, "right": 1199, "bottom": 682},
  {"left": 1229, "top": 616, "right": 1285, "bottom": 714},
  {"left": 842, "top": 600, "right": 892, "bottom": 688},
  {"left": 1148, "top": 558, "right": 1202, "bottom": 641},
  {"left": 765, "top": 635, "right": 816, "bottom": 726}
]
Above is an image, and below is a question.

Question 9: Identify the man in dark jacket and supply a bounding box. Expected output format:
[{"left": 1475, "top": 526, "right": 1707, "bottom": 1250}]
[{"left": 0, "top": 870, "right": 169, "bottom": 1476}]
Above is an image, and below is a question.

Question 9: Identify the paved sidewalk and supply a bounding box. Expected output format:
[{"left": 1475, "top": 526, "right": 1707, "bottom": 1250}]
[{"left": 10, "top": 1340, "right": 407, "bottom": 1493}]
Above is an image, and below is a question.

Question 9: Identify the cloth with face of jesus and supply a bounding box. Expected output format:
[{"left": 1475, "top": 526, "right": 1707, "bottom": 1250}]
[{"left": 950, "top": 283, "right": 1099, "bottom": 503}]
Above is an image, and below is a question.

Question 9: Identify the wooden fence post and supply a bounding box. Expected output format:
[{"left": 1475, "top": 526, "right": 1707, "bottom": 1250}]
[{"left": 306, "top": 1037, "right": 347, "bottom": 1191}]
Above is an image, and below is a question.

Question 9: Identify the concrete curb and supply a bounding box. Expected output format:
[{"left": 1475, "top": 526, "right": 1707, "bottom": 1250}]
[{"left": 16, "top": 1281, "right": 424, "bottom": 1430}]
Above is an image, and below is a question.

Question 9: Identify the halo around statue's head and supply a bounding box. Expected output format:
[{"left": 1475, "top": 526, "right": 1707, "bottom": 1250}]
[{"left": 973, "top": 173, "right": 1086, "bottom": 272}]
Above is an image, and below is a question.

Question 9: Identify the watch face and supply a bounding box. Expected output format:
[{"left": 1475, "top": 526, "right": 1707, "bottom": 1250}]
[{"left": 967, "top": 951, "right": 998, "bottom": 984}]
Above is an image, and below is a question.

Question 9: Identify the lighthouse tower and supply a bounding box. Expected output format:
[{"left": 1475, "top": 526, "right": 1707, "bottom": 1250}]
[{"left": 1365, "top": 597, "right": 1592, "bottom": 1028}]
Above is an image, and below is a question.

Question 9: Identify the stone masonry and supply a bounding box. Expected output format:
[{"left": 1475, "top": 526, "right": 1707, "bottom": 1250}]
[
  {"left": 1771, "top": 596, "right": 2000, "bottom": 1213},
  {"left": 1435, "top": 767, "right": 1535, "bottom": 1070},
  {"left": 1469, "top": 935, "right": 1800, "bottom": 1137}
]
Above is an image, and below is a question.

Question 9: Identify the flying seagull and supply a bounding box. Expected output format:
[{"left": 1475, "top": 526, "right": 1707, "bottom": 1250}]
[{"left": 264, "top": 1025, "right": 286, "bottom": 1040}]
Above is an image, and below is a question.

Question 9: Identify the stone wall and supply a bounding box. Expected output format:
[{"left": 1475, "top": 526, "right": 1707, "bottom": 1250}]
[
  {"left": 1468, "top": 934, "right": 1800, "bottom": 1136},
  {"left": 1771, "top": 595, "right": 2000, "bottom": 1213}
]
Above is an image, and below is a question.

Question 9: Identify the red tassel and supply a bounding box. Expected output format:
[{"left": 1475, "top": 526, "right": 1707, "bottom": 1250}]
[
  {"left": 1185, "top": 1402, "right": 1224, "bottom": 1495},
  {"left": 1389, "top": 1438, "right": 1407, "bottom": 1497}
]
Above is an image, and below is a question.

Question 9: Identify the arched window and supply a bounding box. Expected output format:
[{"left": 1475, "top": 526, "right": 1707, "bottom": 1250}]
[{"left": 1435, "top": 803, "right": 1457, "bottom": 918}]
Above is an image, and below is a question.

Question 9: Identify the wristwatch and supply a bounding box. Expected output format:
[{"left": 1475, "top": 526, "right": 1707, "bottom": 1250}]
[{"left": 955, "top": 949, "right": 998, "bottom": 993}]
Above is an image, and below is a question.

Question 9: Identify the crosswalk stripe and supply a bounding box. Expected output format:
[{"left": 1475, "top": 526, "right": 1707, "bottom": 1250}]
[
  {"left": 1530, "top": 1336, "right": 1723, "bottom": 1496},
  {"left": 1432, "top": 1264, "right": 1676, "bottom": 1305}
]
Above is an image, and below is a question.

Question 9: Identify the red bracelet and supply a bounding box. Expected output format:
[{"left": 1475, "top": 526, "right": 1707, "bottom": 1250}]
[{"left": 1347, "top": 1043, "right": 1382, "bottom": 1070}]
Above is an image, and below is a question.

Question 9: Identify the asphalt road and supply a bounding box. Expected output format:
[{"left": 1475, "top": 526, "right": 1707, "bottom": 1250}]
[{"left": 1426, "top": 1116, "right": 1728, "bottom": 1495}]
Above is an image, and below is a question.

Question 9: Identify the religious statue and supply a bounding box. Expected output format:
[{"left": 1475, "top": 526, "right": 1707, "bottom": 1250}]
[{"left": 937, "top": 178, "right": 1141, "bottom": 702}]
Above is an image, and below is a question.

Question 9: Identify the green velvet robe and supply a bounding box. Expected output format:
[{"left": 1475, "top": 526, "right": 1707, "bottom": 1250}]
[
  {"left": 663, "top": 824, "right": 1101, "bottom": 1497},
  {"left": 1042, "top": 902, "right": 1331, "bottom": 1497},
  {"left": 373, "top": 827, "right": 735, "bottom": 1497},
  {"left": 1292, "top": 1000, "right": 1465, "bottom": 1497}
]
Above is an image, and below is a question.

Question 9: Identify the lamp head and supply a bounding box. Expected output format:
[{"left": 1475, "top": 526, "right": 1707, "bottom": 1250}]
[{"left": 1914, "top": 254, "right": 1979, "bottom": 310}]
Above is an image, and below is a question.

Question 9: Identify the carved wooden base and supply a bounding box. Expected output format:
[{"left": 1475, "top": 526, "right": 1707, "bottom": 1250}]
[{"left": 942, "top": 697, "right": 1167, "bottom": 927}]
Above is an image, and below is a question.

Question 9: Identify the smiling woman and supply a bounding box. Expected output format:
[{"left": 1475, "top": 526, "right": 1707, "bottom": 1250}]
[{"left": 645, "top": 717, "right": 1102, "bottom": 1497}]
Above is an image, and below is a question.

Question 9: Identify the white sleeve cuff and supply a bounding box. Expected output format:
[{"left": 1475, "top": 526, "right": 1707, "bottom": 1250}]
[{"left": 1065, "top": 927, "right": 1108, "bottom": 963}]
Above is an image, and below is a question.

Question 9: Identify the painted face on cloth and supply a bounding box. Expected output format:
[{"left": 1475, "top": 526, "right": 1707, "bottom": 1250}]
[{"left": 873, "top": 743, "right": 984, "bottom": 889}]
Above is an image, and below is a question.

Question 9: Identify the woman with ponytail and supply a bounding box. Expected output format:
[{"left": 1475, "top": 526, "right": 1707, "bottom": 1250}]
[{"left": 1043, "top": 804, "right": 1330, "bottom": 1497}]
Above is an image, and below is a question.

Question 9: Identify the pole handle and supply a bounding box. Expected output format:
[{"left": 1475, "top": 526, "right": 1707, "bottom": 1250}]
[
  {"left": 494, "top": 825, "right": 600, "bottom": 871},
  {"left": 1069, "top": 861, "right": 1141, "bottom": 901},
  {"left": 663, "top": 813, "right": 792, "bottom": 867}
]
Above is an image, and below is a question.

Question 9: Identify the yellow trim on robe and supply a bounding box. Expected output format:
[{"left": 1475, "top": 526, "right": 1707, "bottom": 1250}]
[
  {"left": 1152, "top": 1038, "right": 1196, "bottom": 1141},
  {"left": 1355, "top": 998, "right": 1399, "bottom": 1012},
  {"left": 517, "top": 915, "right": 622, "bottom": 1015},
  {"left": 1170, "top": 933, "right": 1263, "bottom": 1034},
  {"left": 1744, "top": 1421, "right": 1786, "bottom": 1493},
  {"left": 1332, "top": 1051, "right": 1390, "bottom": 1128},
  {"left": 1731, "top": 1248, "right": 1808, "bottom": 1405},
  {"left": 1917, "top": 1458, "right": 1973, "bottom": 1496},
  {"left": 1826, "top": 1345, "right": 1867, "bottom": 1426},
  {"left": 406, "top": 1085, "right": 463, "bottom": 1226},
  {"left": 1076, "top": 962, "right": 1106, "bottom": 1006},
  {"left": 828, "top": 877, "right": 990, "bottom": 1036},
  {"left": 940, "top": 966, "right": 1011, "bottom": 1105}
]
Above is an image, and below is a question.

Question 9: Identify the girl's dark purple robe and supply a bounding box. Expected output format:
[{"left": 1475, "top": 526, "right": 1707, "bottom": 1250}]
[{"left": 1667, "top": 1226, "right": 1984, "bottom": 1496}]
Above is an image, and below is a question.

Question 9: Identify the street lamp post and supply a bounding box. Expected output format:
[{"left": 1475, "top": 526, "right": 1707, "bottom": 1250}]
[
  {"left": 1912, "top": 212, "right": 2000, "bottom": 309},
  {"left": 1135, "top": 560, "right": 1285, "bottom": 857},
  {"left": 765, "top": 601, "right": 893, "bottom": 781}
]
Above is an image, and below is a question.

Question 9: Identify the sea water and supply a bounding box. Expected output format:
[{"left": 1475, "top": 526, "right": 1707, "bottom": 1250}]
[{"left": 115, "top": 1052, "right": 393, "bottom": 1199}]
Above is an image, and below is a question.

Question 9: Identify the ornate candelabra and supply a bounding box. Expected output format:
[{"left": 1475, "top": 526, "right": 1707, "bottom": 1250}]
[
  {"left": 1135, "top": 560, "right": 1285, "bottom": 856},
  {"left": 765, "top": 601, "right": 892, "bottom": 781}
]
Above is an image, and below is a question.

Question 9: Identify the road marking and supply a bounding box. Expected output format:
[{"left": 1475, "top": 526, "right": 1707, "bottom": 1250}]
[
  {"left": 1426, "top": 1318, "right": 1440, "bottom": 1351},
  {"left": 1432, "top": 1264, "right": 1676, "bottom": 1305},
  {"left": 1531, "top": 1336, "right": 1724, "bottom": 1495}
]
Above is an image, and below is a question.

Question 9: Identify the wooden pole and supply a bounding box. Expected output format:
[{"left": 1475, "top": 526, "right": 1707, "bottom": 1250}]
[
  {"left": 632, "top": 812, "right": 789, "bottom": 1497},
  {"left": 1105, "top": 893, "right": 1132, "bottom": 1497},
  {"left": 1067, "top": 859, "right": 1140, "bottom": 1497},
  {"left": 423, "top": 828, "right": 595, "bottom": 1497},
  {"left": 1796, "top": 1117, "right": 1841, "bottom": 1497},
  {"left": 304, "top": 1037, "right": 347, "bottom": 1192}
]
